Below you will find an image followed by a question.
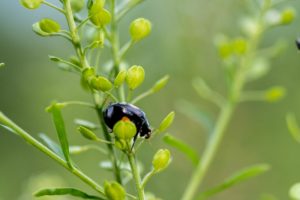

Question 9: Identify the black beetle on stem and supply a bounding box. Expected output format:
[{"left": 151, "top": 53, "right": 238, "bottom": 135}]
[{"left": 103, "top": 103, "right": 152, "bottom": 144}]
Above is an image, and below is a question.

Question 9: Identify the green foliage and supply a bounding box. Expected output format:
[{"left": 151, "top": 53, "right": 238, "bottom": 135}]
[
  {"left": 197, "top": 164, "right": 270, "bottom": 199},
  {"left": 163, "top": 134, "right": 199, "bottom": 166},
  {"left": 47, "top": 102, "right": 72, "bottom": 168},
  {"left": 35, "top": 188, "right": 105, "bottom": 199}
]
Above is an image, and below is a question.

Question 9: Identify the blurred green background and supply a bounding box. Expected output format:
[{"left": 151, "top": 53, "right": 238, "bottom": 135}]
[{"left": 1, "top": 0, "right": 300, "bottom": 199}]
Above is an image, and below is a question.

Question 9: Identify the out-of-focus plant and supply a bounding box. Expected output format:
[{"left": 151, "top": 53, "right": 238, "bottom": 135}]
[
  {"left": 0, "top": 0, "right": 174, "bottom": 199},
  {"left": 163, "top": 1, "right": 295, "bottom": 200}
]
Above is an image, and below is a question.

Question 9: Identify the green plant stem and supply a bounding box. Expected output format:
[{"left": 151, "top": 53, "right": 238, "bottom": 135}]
[
  {"left": 116, "top": 0, "right": 145, "bottom": 21},
  {"left": 64, "top": 0, "right": 89, "bottom": 69},
  {"left": 127, "top": 152, "right": 145, "bottom": 200},
  {"left": 43, "top": 1, "right": 65, "bottom": 14},
  {"left": 110, "top": 0, "right": 126, "bottom": 102},
  {"left": 0, "top": 112, "right": 105, "bottom": 196},
  {"left": 141, "top": 169, "right": 156, "bottom": 189},
  {"left": 181, "top": 101, "right": 235, "bottom": 200},
  {"left": 64, "top": 0, "right": 122, "bottom": 184},
  {"left": 182, "top": 5, "right": 266, "bottom": 200},
  {"left": 95, "top": 103, "right": 123, "bottom": 184}
]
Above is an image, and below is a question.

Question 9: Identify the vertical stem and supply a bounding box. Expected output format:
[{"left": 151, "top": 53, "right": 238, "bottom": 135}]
[
  {"left": 181, "top": 5, "right": 267, "bottom": 200},
  {"left": 64, "top": 0, "right": 89, "bottom": 69},
  {"left": 95, "top": 104, "right": 122, "bottom": 184},
  {"left": 109, "top": 0, "right": 126, "bottom": 102},
  {"left": 181, "top": 102, "right": 235, "bottom": 200},
  {"left": 127, "top": 152, "right": 145, "bottom": 200},
  {"left": 64, "top": 0, "right": 122, "bottom": 184}
]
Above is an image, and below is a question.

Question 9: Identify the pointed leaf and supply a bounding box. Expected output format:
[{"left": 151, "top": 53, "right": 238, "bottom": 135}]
[
  {"left": 163, "top": 134, "right": 200, "bottom": 166},
  {"left": 47, "top": 103, "right": 72, "bottom": 168},
  {"left": 34, "top": 188, "right": 105, "bottom": 199},
  {"left": 74, "top": 118, "right": 99, "bottom": 130},
  {"left": 198, "top": 164, "right": 270, "bottom": 199},
  {"left": 39, "top": 133, "right": 64, "bottom": 158},
  {"left": 286, "top": 113, "right": 300, "bottom": 143},
  {"left": 176, "top": 100, "right": 214, "bottom": 132}
]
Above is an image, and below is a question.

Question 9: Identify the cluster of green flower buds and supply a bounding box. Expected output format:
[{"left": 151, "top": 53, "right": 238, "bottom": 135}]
[
  {"left": 104, "top": 181, "right": 126, "bottom": 200},
  {"left": 81, "top": 65, "right": 146, "bottom": 93},
  {"left": 215, "top": 35, "right": 248, "bottom": 59}
]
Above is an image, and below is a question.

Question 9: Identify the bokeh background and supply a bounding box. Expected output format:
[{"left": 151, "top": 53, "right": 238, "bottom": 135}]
[{"left": 1, "top": 0, "right": 300, "bottom": 199}]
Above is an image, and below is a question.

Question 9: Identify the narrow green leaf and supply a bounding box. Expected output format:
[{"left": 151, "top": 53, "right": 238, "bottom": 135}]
[
  {"left": 48, "top": 55, "right": 81, "bottom": 72},
  {"left": 70, "top": 145, "right": 107, "bottom": 155},
  {"left": 286, "top": 113, "right": 300, "bottom": 143},
  {"left": 163, "top": 134, "right": 200, "bottom": 166},
  {"left": 39, "top": 133, "right": 64, "bottom": 158},
  {"left": 47, "top": 103, "right": 72, "bottom": 168},
  {"left": 34, "top": 188, "right": 105, "bottom": 199},
  {"left": 74, "top": 118, "right": 99, "bottom": 130},
  {"left": 176, "top": 100, "right": 214, "bottom": 133},
  {"left": 197, "top": 164, "right": 270, "bottom": 199}
]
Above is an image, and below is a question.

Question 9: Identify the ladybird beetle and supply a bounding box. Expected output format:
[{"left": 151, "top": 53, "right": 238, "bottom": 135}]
[{"left": 103, "top": 103, "right": 151, "bottom": 143}]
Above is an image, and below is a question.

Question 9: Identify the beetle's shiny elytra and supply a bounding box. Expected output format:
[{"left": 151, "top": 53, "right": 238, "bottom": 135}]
[{"left": 103, "top": 103, "right": 152, "bottom": 141}]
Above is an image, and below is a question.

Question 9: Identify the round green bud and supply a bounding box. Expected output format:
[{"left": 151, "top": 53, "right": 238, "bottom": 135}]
[
  {"left": 20, "top": 0, "right": 43, "bottom": 9},
  {"left": 233, "top": 38, "right": 247, "bottom": 55},
  {"left": 104, "top": 181, "right": 126, "bottom": 200},
  {"left": 280, "top": 8, "right": 295, "bottom": 25},
  {"left": 91, "top": 76, "right": 113, "bottom": 92},
  {"left": 130, "top": 18, "right": 152, "bottom": 41},
  {"left": 264, "top": 86, "right": 286, "bottom": 102},
  {"left": 126, "top": 65, "right": 145, "bottom": 90},
  {"left": 114, "top": 70, "right": 127, "bottom": 88},
  {"left": 152, "top": 149, "right": 171, "bottom": 173},
  {"left": 39, "top": 18, "right": 61, "bottom": 34},
  {"left": 113, "top": 117, "right": 137, "bottom": 140},
  {"left": 71, "top": 0, "right": 84, "bottom": 13},
  {"left": 90, "top": 8, "right": 111, "bottom": 27},
  {"left": 158, "top": 111, "right": 175, "bottom": 132}
]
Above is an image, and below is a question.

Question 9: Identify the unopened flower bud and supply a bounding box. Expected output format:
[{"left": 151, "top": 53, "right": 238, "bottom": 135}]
[
  {"left": 126, "top": 65, "right": 145, "bottom": 90},
  {"left": 152, "top": 149, "right": 171, "bottom": 173},
  {"left": 20, "top": 0, "right": 43, "bottom": 9},
  {"left": 151, "top": 75, "right": 169, "bottom": 93},
  {"left": 130, "top": 18, "right": 152, "bottom": 41},
  {"left": 233, "top": 38, "right": 247, "bottom": 55},
  {"left": 91, "top": 76, "right": 113, "bottom": 92},
  {"left": 113, "top": 117, "right": 136, "bottom": 140},
  {"left": 81, "top": 68, "right": 95, "bottom": 89},
  {"left": 39, "top": 18, "right": 61, "bottom": 34},
  {"left": 114, "top": 70, "right": 127, "bottom": 88},
  {"left": 90, "top": 8, "right": 111, "bottom": 26},
  {"left": 158, "top": 111, "right": 175, "bottom": 132},
  {"left": 280, "top": 8, "right": 295, "bottom": 25},
  {"left": 77, "top": 126, "right": 99, "bottom": 141},
  {"left": 264, "top": 86, "right": 286, "bottom": 102},
  {"left": 104, "top": 181, "right": 126, "bottom": 200},
  {"left": 71, "top": 0, "right": 84, "bottom": 12}
]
